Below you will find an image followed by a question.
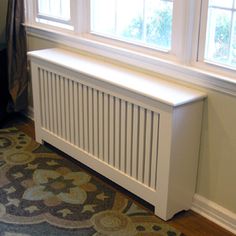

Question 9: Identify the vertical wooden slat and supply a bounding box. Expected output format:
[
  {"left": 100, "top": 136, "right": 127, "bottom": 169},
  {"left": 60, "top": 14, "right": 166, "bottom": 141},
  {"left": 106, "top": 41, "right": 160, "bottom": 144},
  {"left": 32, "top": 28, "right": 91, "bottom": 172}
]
[
  {"left": 60, "top": 77, "right": 66, "bottom": 140},
  {"left": 150, "top": 113, "right": 159, "bottom": 189},
  {"left": 69, "top": 80, "right": 75, "bottom": 144},
  {"left": 109, "top": 95, "right": 114, "bottom": 165},
  {"left": 38, "top": 69, "right": 42, "bottom": 126},
  {"left": 114, "top": 98, "right": 120, "bottom": 169},
  {"left": 131, "top": 105, "right": 138, "bottom": 178},
  {"left": 126, "top": 102, "right": 132, "bottom": 175},
  {"left": 48, "top": 72, "right": 53, "bottom": 132},
  {"left": 56, "top": 75, "right": 62, "bottom": 137},
  {"left": 83, "top": 85, "right": 89, "bottom": 152},
  {"left": 138, "top": 107, "right": 145, "bottom": 182},
  {"left": 88, "top": 87, "right": 94, "bottom": 154},
  {"left": 93, "top": 89, "right": 99, "bottom": 157},
  {"left": 144, "top": 110, "right": 152, "bottom": 186},
  {"left": 44, "top": 71, "right": 50, "bottom": 130},
  {"left": 39, "top": 69, "right": 46, "bottom": 127},
  {"left": 31, "top": 65, "right": 42, "bottom": 144},
  {"left": 98, "top": 91, "right": 104, "bottom": 160},
  {"left": 37, "top": 69, "right": 161, "bottom": 189},
  {"left": 65, "top": 78, "right": 70, "bottom": 141},
  {"left": 120, "top": 100, "right": 126, "bottom": 172},
  {"left": 103, "top": 93, "right": 109, "bottom": 163},
  {"left": 52, "top": 74, "right": 57, "bottom": 134},
  {"left": 78, "top": 83, "right": 84, "bottom": 149},
  {"left": 74, "top": 82, "right": 79, "bottom": 146}
]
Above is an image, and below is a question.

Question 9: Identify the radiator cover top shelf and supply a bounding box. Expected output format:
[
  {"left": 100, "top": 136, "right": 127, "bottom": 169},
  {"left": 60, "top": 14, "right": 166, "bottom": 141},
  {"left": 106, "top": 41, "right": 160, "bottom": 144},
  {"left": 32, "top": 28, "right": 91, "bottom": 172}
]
[
  {"left": 28, "top": 48, "right": 206, "bottom": 107},
  {"left": 29, "top": 48, "right": 206, "bottom": 221}
]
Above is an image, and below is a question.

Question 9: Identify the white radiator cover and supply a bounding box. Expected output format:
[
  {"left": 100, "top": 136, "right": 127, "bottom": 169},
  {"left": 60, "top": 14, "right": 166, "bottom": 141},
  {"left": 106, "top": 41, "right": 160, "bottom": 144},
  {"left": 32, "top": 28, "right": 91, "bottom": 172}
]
[{"left": 29, "top": 48, "right": 206, "bottom": 221}]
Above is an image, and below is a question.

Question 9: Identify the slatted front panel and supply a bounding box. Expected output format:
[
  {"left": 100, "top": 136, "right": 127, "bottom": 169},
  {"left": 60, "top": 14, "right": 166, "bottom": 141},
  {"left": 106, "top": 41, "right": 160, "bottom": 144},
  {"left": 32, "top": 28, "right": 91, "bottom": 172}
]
[{"left": 38, "top": 68, "right": 160, "bottom": 190}]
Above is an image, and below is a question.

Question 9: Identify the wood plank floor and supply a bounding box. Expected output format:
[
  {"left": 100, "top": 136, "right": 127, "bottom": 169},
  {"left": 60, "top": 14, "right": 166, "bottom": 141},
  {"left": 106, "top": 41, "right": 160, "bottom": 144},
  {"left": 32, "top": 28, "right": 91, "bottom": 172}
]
[{"left": 1, "top": 113, "right": 234, "bottom": 236}]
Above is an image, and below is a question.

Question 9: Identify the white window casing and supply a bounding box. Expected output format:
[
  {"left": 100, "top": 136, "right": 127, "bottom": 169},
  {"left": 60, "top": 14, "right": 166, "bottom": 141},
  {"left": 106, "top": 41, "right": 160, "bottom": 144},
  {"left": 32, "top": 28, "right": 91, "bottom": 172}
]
[{"left": 24, "top": 0, "right": 236, "bottom": 97}]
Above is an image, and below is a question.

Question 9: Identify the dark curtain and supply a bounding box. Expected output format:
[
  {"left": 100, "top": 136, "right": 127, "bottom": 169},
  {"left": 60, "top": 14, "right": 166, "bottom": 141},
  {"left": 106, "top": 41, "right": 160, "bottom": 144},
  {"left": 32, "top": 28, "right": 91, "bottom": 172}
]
[
  {"left": 6, "top": 0, "right": 28, "bottom": 112},
  {"left": 0, "top": 48, "right": 9, "bottom": 123}
]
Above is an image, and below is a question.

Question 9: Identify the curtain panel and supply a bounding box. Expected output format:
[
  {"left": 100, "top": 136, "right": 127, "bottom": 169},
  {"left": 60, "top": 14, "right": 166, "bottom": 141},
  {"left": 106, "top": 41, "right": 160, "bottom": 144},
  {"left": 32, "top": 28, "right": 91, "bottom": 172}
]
[{"left": 6, "top": 0, "right": 28, "bottom": 112}]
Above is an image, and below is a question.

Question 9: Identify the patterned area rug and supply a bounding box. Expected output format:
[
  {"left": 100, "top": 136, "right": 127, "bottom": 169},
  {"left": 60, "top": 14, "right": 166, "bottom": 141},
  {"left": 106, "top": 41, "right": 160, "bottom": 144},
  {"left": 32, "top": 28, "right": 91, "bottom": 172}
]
[{"left": 0, "top": 128, "right": 183, "bottom": 236}]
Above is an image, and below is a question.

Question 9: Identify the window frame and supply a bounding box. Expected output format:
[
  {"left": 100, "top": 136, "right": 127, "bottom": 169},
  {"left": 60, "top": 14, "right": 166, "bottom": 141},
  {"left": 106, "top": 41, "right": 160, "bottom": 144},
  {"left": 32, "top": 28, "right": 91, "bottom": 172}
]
[
  {"left": 26, "top": 0, "right": 79, "bottom": 32},
  {"left": 195, "top": 0, "right": 236, "bottom": 78},
  {"left": 28, "top": 0, "right": 191, "bottom": 63},
  {"left": 24, "top": 0, "right": 236, "bottom": 96},
  {"left": 90, "top": 0, "right": 174, "bottom": 53},
  {"left": 36, "top": 1, "right": 71, "bottom": 25}
]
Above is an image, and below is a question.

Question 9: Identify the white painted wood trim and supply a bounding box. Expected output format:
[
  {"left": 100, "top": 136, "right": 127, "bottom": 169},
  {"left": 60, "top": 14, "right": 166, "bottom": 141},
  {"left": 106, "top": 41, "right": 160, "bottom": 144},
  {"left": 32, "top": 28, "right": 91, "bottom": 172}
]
[
  {"left": 25, "top": 24, "right": 236, "bottom": 97},
  {"left": 29, "top": 51, "right": 205, "bottom": 221},
  {"left": 28, "top": 48, "right": 206, "bottom": 107},
  {"left": 192, "top": 194, "right": 236, "bottom": 235}
]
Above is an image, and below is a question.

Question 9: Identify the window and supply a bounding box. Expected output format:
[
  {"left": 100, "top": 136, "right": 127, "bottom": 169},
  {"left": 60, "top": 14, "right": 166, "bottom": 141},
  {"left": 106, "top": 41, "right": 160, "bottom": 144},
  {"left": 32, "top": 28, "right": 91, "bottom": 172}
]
[
  {"left": 35, "top": 0, "right": 73, "bottom": 30},
  {"left": 91, "top": 0, "right": 173, "bottom": 51},
  {"left": 29, "top": 0, "right": 183, "bottom": 58},
  {"left": 38, "top": 0, "right": 70, "bottom": 21},
  {"left": 25, "top": 0, "right": 236, "bottom": 82},
  {"left": 204, "top": 0, "right": 236, "bottom": 68}
]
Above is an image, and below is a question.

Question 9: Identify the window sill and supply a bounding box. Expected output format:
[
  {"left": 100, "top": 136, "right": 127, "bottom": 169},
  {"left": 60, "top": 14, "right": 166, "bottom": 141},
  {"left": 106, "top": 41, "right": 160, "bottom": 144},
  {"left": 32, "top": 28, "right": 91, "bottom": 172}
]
[{"left": 25, "top": 24, "right": 236, "bottom": 97}]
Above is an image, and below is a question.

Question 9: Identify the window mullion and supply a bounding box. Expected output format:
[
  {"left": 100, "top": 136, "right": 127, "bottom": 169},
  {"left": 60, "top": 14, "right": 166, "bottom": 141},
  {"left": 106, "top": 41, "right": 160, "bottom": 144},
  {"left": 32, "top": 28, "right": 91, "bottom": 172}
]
[
  {"left": 142, "top": 0, "right": 147, "bottom": 42},
  {"left": 171, "top": 0, "right": 187, "bottom": 62},
  {"left": 228, "top": 10, "right": 235, "bottom": 64},
  {"left": 196, "top": 0, "right": 209, "bottom": 63},
  {"left": 59, "top": 0, "right": 62, "bottom": 16},
  {"left": 114, "top": 0, "right": 118, "bottom": 35},
  {"left": 72, "top": 0, "right": 89, "bottom": 34},
  {"left": 35, "top": 0, "right": 40, "bottom": 23},
  {"left": 70, "top": 0, "right": 78, "bottom": 33},
  {"left": 49, "top": 0, "right": 52, "bottom": 13},
  {"left": 24, "top": 0, "right": 36, "bottom": 24},
  {"left": 227, "top": 0, "right": 235, "bottom": 63}
]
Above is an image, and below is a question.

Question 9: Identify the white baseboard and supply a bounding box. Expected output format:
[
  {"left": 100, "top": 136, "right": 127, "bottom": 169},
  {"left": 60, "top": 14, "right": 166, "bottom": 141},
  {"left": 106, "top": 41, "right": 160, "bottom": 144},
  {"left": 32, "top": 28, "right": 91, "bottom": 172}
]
[
  {"left": 22, "top": 106, "right": 34, "bottom": 120},
  {"left": 192, "top": 194, "right": 236, "bottom": 234}
]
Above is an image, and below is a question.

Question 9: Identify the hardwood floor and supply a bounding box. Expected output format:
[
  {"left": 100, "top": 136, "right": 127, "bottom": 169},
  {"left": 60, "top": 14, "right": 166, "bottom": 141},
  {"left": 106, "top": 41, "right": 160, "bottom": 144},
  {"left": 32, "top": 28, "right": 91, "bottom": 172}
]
[
  {"left": 169, "top": 210, "right": 234, "bottom": 236},
  {"left": 1, "top": 113, "right": 234, "bottom": 236}
]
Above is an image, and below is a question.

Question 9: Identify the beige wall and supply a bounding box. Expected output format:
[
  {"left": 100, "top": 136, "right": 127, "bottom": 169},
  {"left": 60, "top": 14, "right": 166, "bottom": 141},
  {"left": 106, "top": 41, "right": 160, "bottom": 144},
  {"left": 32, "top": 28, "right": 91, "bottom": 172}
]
[
  {"left": 27, "top": 35, "right": 236, "bottom": 214},
  {"left": 197, "top": 90, "right": 236, "bottom": 211},
  {"left": 0, "top": 0, "right": 8, "bottom": 45},
  {"left": 27, "top": 36, "right": 61, "bottom": 108}
]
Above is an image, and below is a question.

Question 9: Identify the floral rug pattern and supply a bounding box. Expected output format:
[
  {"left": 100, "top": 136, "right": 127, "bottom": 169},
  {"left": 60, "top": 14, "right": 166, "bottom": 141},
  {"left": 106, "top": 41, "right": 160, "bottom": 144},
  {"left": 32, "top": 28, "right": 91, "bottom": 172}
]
[{"left": 0, "top": 128, "right": 183, "bottom": 236}]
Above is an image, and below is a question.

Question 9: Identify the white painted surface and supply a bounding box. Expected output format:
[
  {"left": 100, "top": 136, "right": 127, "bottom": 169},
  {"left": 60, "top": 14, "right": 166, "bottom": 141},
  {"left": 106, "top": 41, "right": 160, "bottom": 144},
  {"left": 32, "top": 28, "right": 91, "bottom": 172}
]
[
  {"left": 29, "top": 48, "right": 206, "bottom": 221},
  {"left": 26, "top": 25, "right": 236, "bottom": 98},
  {"left": 192, "top": 194, "right": 236, "bottom": 234},
  {"left": 28, "top": 48, "right": 206, "bottom": 107}
]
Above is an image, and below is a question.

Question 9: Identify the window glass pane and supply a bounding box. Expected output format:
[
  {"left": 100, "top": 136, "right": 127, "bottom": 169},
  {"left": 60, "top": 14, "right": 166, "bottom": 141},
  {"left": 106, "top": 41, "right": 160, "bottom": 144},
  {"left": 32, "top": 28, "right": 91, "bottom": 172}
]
[
  {"left": 91, "top": 0, "right": 173, "bottom": 51},
  {"left": 145, "top": 0, "right": 173, "bottom": 49},
  {"left": 116, "top": 0, "right": 143, "bottom": 41},
  {"left": 208, "top": 0, "right": 233, "bottom": 8},
  {"left": 91, "top": 0, "right": 117, "bottom": 34},
  {"left": 205, "top": 7, "right": 234, "bottom": 67},
  {"left": 38, "top": 0, "right": 70, "bottom": 21}
]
